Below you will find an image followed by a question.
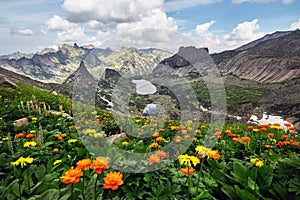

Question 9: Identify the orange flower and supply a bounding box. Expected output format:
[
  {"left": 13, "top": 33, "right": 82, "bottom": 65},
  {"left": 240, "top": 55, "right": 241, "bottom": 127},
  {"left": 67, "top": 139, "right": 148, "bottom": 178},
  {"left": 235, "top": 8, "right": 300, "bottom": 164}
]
[
  {"left": 232, "top": 137, "right": 241, "bottom": 143},
  {"left": 175, "top": 138, "right": 181, "bottom": 144},
  {"left": 281, "top": 135, "right": 289, "bottom": 140},
  {"left": 195, "top": 129, "right": 201, "bottom": 135},
  {"left": 26, "top": 134, "right": 35, "bottom": 139},
  {"left": 90, "top": 158, "right": 109, "bottom": 174},
  {"left": 15, "top": 133, "right": 24, "bottom": 139},
  {"left": 156, "top": 137, "right": 164, "bottom": 143},
  {"left": 242, "top": 136, "right": 251, "bottom": 143},
  {"left": 284, "top": 123, "right": 291, "bottom": 127},
  {"left": 201, "top": 125, "right": 206, "bottom": 129},
  {"left": 152, "top": 132, "right": 159, "bottom": 138},
  {"left": 53, "top": 148, "right": 59, "bottom": 153},
  {"left": 61, "top": 168, "right": 83, "bottom": 184},
  {"left": 180, "top": 167, "right": 195, "bottom": 176},
  {"left": 267, "top": 133, "right": 274, "bottom": 138},
  {"left": 192, "top": 137, "right": 197, "bottom": 142},
  {"left": 207, "top": 150, "right": 220, "bottom": 160},
  {"left": 277, "top": 141, "right": 284, "bottom": 147},
  {"left": 187, "top": 127, "right": 193, "bottom": 133},
  {"left": 156, "top": 150, "right": 167, "bottom": 159},
  {"left": 289, "top": 127, "right": 296, "bottom": 131},
  {"left": 273, "top": 123, "right": 280, "bottom": 127},
  {"left": 160, "top": 128, "right": 165, "bottom": 132},
  {"left": 264, "top": 145, "right": 272, "bottom": 149},
  {"left": 290, "top": 140, "right": 299, "bottom": 147},
  {"left": 103, "top": 171, "right": 123, "bottom": 190},
  {"left": 260, "top": 127, "right": 267, "bottom": 132},
  {"left": 151, "top": 142, "right": 159, "bottom": 148},
  {"left": 171, "top": 126, "right": 179, "bottom": 131},
  {"left": 181, "top": 129, "right": 188, "bottom": 135},
  {"left": 148, "top": 154, "right": 160, "bottom": 165},
  {"left": 61, "top": 133, "right": 67, "bottom": 138},
  {"left": 247, "top": 126, "right": 254, "bottom": 131},
  {"left": 76, "top": 158, "right": 91, "bottom": 170}
]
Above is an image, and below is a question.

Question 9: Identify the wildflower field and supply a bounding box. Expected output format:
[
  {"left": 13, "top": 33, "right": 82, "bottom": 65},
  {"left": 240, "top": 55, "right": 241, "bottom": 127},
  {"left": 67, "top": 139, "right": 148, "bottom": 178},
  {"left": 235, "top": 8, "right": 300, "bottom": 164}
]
[{"left": 0, "top": 84, "right": 299, "bottom": 200}]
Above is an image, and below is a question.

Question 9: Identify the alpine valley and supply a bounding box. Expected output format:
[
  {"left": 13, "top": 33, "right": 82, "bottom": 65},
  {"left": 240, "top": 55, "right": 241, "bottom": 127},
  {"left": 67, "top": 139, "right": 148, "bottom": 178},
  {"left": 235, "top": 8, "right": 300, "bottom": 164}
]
[{"left": 1, "top": 30, "right": 300, "bottom": 129}]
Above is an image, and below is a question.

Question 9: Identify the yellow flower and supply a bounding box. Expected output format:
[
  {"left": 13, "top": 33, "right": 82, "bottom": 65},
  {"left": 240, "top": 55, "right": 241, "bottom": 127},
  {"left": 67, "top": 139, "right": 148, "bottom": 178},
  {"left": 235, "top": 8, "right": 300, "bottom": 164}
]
[
  {"left": 2, "top": 137, "right": 8, "bottom": 141},
  {"left": 122, "top": 141, "right": 128, "bottom": 147},
  {"left": 54, "top": 160, "right": 62, "bottom": 165},
  {"left": 250, "top": 158, "right": 259, "bottom": 164},
  {"left": 30, "top": 130, "right": 36, "bottom": 133},
  {"left": 269, "top": 125, "right": 282, "bottom": 130},
  {"left": 207, "top": 150, "right": 221, "bottom": 160},
  {"left": 256, "top": 161, "right": 264, "bottom": 168},
  {"left": 250, "top": 158, "right": 264, "bottom": 168},
  {"left": 10, "top": 157, "right": 34, "bottom": 168},
  {"left": 24, "top": 141, "right": 37, "bottom": 148},
  {"left": 68, "top": 139, "right": 78, "bottom": 143},
  {"left": 253, "top": 129, "right": 259, "bottom": 132},
  {"left": 93, "top": 132, "right": 103, "bottom": 138},
  {"left": 178, "top": 154, "right": 200, "bottom": 167},
  {"left": 195, "top": 146, "right": 211, "bottom": 155},
  {"left": 31, "top": 117, "right": 38, "bottom": 121},
  {"left": 270, "top": 139, "right": 277, "bottom": 144}
]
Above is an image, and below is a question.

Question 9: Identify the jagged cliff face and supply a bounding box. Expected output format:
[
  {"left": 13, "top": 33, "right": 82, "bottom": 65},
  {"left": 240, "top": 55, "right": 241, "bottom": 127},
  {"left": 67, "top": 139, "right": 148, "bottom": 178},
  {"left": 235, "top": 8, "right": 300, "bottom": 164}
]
[
  {"left": 212, "top": 30, "right": 300, "bottom": 83},
  {"left": 0, "top": 44, "right": 171, "bottom": 83}
]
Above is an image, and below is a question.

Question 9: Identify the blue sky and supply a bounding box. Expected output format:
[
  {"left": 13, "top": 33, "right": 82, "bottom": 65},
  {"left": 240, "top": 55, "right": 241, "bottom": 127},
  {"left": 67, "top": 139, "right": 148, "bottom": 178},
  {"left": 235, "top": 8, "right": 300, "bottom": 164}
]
[{"left": 0, "top": 0, "right": 299, "bottom": 55}]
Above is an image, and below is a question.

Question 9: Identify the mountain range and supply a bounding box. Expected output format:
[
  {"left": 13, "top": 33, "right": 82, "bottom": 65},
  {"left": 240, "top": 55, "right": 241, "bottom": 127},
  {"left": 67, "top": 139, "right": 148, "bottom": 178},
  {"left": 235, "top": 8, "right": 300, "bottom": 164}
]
[{"left": 0, "top": 29, "right": 299, "bottom": 129}]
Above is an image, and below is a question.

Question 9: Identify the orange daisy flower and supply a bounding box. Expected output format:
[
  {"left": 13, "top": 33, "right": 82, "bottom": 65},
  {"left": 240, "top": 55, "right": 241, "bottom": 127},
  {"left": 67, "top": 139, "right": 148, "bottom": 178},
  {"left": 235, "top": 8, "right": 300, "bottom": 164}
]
[
  {"left": 90, "top": 157, "right": 109, "bottom": 174},
  {"left": 76, "top": 158, "right": 91, "bottom": 170},
  {"left": 156, "top": 150, "right": 167, "bottom": 159},
  {"left": 180, "top": 167, "right": 195, "bottom": 176},
  {"left": 156, "top": 137, "right": 164, "bottom": 143},
  {"left": 242, "top": 136, "right": 251, "bottom": 143},
  {"left": 148, "top": 154, "right": 160, "bottom": 165},
  {"left": 152, "top": 132, "right": 159, "bottom": 138},
  {"left": 15, "top": 133, "right": 24, "bottom": 139},
  {"left": 103, "top": 171, "right": 124, "bottom": 190},
  {"left": 61, "top": 168, "right": 83, "bottom": 184},
  {"left": 151, "top": 142, "right": 159, "bottom": 148},
  {"left": 25, "top": 134, "right": 35, "bottom": 139}
]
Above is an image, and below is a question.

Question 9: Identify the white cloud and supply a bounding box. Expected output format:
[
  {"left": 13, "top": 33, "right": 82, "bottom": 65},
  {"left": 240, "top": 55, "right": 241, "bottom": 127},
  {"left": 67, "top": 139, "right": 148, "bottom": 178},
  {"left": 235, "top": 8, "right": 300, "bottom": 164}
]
[
  {"left": 62, "top": 0, "right": 163, "bottom": 24},
  {"left": 190, "top": 19, "right": 266, "bottom": 53},
  {"left": 46, "top": 15, "right": 79, "bottom": 31},
  {"left": 232, "top": 0, "right": 294, "bottom": 3},
  {"left": 46, "top": 15, "right": 90, "bottom": 43},
  {"left": 289, "top": 19, "right": 300, "bottom": 30},
  {"left": 10, "top": 28, "right": 34, "bottom": 36},
  {"left": 164, "top": 0, "right": 221, "bottom": 11},
  {"left": 116, "top": 9, "right": 178, "bottom": 32},
  {"left": 282, "top": 0, "right": 295, "bottom": 4},
  {"left": 195, "top": 20, "right": 215, "bottom": 36},
  {"left": 232, "top": 0, "right": 273, "bottom": 3},
  {"left": 223, "top": 19, "right": 264, "bottom": 41}
]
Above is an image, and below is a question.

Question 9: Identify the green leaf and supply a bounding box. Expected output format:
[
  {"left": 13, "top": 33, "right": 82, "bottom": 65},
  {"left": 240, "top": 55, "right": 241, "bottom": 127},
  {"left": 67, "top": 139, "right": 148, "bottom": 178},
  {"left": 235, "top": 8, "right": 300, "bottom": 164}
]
[
  {"left": 35, "top": 165, "right": 46, "bottom": 180},
  {"left": 38, "top": 189, "right": 60, "bottom": 200},
  {"left": 194, "top": 190, "right": 210, "bottom": 200},
  {"left": 248, "top": 177, "right": 256, "bottom": 191}
]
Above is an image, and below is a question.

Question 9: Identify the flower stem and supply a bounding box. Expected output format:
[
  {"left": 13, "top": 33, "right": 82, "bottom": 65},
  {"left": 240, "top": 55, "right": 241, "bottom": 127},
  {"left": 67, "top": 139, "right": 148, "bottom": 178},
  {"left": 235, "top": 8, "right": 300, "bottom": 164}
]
[
  {"left": 187, "top": 166, "right": 191, "bottom": 200},
  {"left": 71, "top": 184, "right": 74, "bottom": 200},
  {"left": 196, "top": 159, "right": 203, "bottom": 194},
  {"left": 82, "top": 172, "right": 85, "bottom": 200},
  {"left": 19, "top": 178, "right": 21, "bottom": 200},
  {"left": 95, "top": 174, "right": 99, "bottom": 200}
]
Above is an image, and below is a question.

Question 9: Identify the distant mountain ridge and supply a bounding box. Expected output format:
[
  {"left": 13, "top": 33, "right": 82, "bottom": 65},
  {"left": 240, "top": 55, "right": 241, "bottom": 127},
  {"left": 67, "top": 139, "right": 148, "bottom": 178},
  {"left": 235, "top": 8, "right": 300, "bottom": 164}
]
[
  {"left": 211, "top": 29, "right": 300, "bottom": 83},
  {"left": 0, "top": 44, "right": 171, "bottom": 83}
]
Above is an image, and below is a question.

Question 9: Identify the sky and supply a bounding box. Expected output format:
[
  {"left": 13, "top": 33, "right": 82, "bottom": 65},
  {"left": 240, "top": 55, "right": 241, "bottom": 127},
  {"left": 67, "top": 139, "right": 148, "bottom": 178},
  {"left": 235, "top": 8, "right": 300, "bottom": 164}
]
[{"left": 0, "top": 0, "right": 300, "bottom": 55}]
